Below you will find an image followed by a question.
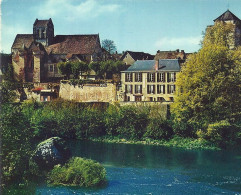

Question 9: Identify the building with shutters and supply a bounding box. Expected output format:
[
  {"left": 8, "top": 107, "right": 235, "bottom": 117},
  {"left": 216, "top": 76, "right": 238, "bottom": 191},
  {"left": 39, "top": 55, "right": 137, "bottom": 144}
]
[{"left": 119, "top": 59, "right": 181, "bottom": 102}]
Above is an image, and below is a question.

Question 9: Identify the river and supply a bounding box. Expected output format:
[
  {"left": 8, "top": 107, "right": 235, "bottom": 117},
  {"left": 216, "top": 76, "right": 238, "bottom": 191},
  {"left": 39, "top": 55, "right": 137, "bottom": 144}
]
[{"left": 37, "top": 140, "right": 241, "bottom": 194}]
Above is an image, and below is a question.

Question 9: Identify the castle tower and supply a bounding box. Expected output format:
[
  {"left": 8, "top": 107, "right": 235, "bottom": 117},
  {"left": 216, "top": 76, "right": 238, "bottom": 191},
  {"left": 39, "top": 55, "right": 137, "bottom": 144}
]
[
  {"left": 214, "top": 10, "right": 241, "bottom": 48},
  {"left": 33, "top": 18, "right": 54, "bottom": 46}
]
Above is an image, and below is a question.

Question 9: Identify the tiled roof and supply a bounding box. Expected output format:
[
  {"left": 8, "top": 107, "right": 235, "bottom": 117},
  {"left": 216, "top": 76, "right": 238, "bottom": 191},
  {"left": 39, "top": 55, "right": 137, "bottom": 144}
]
[
  {"left": 158, "top": 59, "right": 180, "bottom": 71},
  {"left": 34, "top": 19, "right": 50, "bottom": 27},
  {"left": 154, "top": 50, "right": 186, "bottom": 60},
  {"left": 123, "top": 59, "right": 180, "bottom": 72},
  {"left": 12, "top": 34, "right": 34, "bottom": 49},
  {"left": 214, "top": 10, "right": 241, "bottom": 22},
  {"left": 121, "top": 51, "right": 154, "bottom": 61},
  {"left": 46, "top": 35, "right": 99, "bottom": 55}
]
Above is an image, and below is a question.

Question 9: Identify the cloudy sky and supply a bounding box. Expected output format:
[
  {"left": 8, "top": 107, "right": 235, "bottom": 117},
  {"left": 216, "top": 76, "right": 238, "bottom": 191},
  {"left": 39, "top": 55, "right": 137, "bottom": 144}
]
[{"left": 1, "top": 0, "right": 241, "bottom": 54}]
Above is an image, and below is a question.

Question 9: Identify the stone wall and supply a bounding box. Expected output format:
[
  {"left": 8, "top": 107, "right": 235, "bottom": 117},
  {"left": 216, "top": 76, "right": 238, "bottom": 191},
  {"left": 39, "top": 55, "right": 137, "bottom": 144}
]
[{"left": 59, "top": 82, "right": 117, "bottom": 102}]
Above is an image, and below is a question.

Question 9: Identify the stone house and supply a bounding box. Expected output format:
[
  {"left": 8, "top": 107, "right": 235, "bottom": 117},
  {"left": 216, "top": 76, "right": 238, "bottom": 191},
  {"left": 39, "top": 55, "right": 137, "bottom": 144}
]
[
  {"left": 119, "top": 59, "right": 181, "bottom": 102},
  {"left": 120, "top": 51, "right": 154, "bottom": 66},
  {"left": 11, "top": 18, "right": 103, "bottom": 83}
]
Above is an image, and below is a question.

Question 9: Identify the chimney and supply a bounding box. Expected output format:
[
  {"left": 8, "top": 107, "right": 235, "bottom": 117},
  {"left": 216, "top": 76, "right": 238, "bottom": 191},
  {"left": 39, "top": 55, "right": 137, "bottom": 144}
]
[
  {"left": 181, "top": 50, "right": 184, "bottom": 53},
  {"left": 176, "top": 49, "right": 179, "bottom": 52},
  {"left": 157, "top": 50, "right": 160, "bottom": 53}
]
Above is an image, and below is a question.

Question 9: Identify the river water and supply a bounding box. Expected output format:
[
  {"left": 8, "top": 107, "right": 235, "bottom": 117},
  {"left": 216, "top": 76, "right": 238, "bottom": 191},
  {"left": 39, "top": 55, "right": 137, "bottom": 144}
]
[{"left": 37, "top": 140, "right": 241, "bottom": 194}]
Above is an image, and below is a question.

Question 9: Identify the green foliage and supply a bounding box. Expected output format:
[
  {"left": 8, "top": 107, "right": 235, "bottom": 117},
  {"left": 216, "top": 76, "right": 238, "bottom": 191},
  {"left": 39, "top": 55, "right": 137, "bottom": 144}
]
[
  {"left": 206, "top": 120, "right": 238, "bottom": 148},
  {"left": 102, "top": 39, "right": 117, "bottom": 54},
  {"left": 71, "top": 61, "right": 89, "bottom": 79},
  {"left": 0, "top": 104, "right": 34, "bottom": 185},
  {"left": 145, "top": 119, "right": 173, "bottom": 139},
  {"left": 75, "top": 108, "right": 106, "bottom": 139},
  {"left": 171, "top": 22, "right": 241, "bottom": 141},
  {"left": 116, "top": 106, "right": 149, "bottom": 140},
  {"left": 57, "top": 61, "right": 72, "bottom": 79},
  {"left": 0, "top": 64, "right": 18, "bottom": 103},
  {"left": 47, "top": 157, "right": 106, "bottom": 187}
]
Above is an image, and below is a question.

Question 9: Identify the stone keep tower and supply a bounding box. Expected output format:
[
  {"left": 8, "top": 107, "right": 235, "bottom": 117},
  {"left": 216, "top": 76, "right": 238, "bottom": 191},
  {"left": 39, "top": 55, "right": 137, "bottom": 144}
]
[
  {"left": 33, "top": 18, "right": 54, "bottom": 46},
  {"left": 214, "top": 10, "right": 241, "bottom": 48}
]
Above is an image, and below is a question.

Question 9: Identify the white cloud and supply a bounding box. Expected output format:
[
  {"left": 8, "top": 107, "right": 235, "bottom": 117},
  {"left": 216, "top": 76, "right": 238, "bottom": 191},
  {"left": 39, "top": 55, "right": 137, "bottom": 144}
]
[
  {"left": 37, "top": 0, "right": 121, "bottom": 20},
  {"left": 154, "top": 36, "right": 202, "bottom": 52}
]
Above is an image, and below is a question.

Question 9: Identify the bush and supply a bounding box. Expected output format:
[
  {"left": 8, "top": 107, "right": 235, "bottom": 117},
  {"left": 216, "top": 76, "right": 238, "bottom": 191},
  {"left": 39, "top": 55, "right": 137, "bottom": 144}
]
[
  {"left": 206, "top": 120, "right": 236, "bottom": 147},
  {"left": 116, "top": 105, "right": 149, "bottom": 140},
  {"left": 47, "top": 157, "right": 106, "bottom": 187},
  {"left": 144, "top": 119, "right": 173, "bottom": 139}
]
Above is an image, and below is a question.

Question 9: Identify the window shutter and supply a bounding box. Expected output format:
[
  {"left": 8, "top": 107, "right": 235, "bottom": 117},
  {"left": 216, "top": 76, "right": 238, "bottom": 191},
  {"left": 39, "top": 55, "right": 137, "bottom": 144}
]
[
  {"left": 163, "top": 85, "right": 165, "bottom": 94},
  {"left": 135, "top": 73, "right": 137, "bottom": 82},
  {"left": 140, "top": 85, "right": 142, "bottom": 93},
  {"left": 131, "top": 85, "right": 133, "bottom": 94},
  {"left": 167, "top": 73, "right": 169, "bottom": 82},
  {"left": 174, "top": 73, "right": 176, "bottom": 82},
  {"left": 125, "top": 85, "right": 127, "bottom": 92},
  {"left": 153, "top": 85, "right": 155, "bottom": 94},
  {"left": 167, "top": 85, "right": 169, "bottom": 94},
  {"left": 163, "top": 73, "right": 166, "bottom": 82},
  {"left": 135, "top": 85, "right": 137, "bottom": 93},
  {"left": 157, "top": 85, "right": 159, "bottom": 94},
  {"left": 125, "top": 73, "right": 127, "bottom": 82}
]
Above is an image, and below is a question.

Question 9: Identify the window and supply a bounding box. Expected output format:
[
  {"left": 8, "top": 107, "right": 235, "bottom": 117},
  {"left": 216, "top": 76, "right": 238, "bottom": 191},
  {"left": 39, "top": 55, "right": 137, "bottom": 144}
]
[
  {"left": 157, "top": 97, "right": 165, "bottom": 102},
  {"left": 49, "top": 64, "right": 54, "bottom": 72},
  {"left": 135, "top": 73, "right": 142, "bottom": 82},
  {"left": 167, "top": 85, "right": 176, "bottom": 94},
  {"left": 147, "top": 73, "right": 155, "bottom": 82},
  {"left": 41, "top": 29, "right": 44, "bottom": 39},
  {"left": 157, "top": 85, "right": 165, "bottom": 94},
  {"left": 125, "top": 85, "right": 133, "bottom": 93},
  {"left": 43, "top": 96, "right": 48, "bottom": 101},
  {"left": 167, "top": 73, "right": 176, "bottom": 82},
  {"left": 147, "top": 85, "right": 155, "bottom": 94},
  {"left": 135, "top": 85, "right": 142, "bottom": 94},
  {"left": 157, "top": 73, "right": 165, "bottom": 82},
  {"left": 38, "top": 29, "right": 41, "bottom": 38},
  {"left": 125, "top": 73, "right": 133, "bottom": 82}
]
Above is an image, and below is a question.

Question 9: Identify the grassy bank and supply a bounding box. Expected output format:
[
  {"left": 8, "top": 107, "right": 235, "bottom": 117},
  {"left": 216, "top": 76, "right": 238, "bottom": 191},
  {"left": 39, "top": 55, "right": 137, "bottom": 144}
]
[{"left": 90, "top": 136, "right": 219, "bottom": 150}]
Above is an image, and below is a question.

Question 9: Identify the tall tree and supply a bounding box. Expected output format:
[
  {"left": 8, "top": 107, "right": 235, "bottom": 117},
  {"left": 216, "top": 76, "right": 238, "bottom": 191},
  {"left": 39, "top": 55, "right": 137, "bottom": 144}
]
[
  {"left": 102, "top": 39, "right": 117, "bottom": 54},
  {"left": 171, "top": 22, "right": 241, "bottom": 138},
  {"left": 71, "top": 61, "right": 89, "bottom": 79},
  {"left": 57, "top": 61, "right": 72, "bottom": 80}
]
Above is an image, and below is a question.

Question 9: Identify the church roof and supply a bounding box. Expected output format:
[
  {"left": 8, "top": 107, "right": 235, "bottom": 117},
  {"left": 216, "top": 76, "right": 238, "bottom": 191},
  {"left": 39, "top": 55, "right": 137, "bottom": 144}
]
[
  {"left": 33, "top": 19, "right": 52, "bottom": 27},
  {"left": 46, "top": 35, "right": 99, "bottom": 55},
  {"left": 120, "top": 51, "right": 154, "bottom": 61},
  {"left": 12, "top": 34, "right": 34, "bottom": 49},
  {"left": 214, "top": 10, "right": 241, "bottom": 22}
]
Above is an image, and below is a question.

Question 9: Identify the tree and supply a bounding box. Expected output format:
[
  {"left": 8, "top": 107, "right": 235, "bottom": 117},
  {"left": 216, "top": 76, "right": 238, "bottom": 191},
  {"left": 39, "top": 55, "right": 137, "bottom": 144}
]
[
  {"left": 102, "top": 39, "right": 117, "bottom": 54},
  {"left": 171, "top": 22, "right": 241, "bottom": 139},
  {"left": 0, "top": 63, "right": 18, "bottom": 103},
  {"left": 57, "top": 62, "right": 72, "bottom": 79},
  {"left": 71, "top": 61, "right": 89, "bottom": 79}
]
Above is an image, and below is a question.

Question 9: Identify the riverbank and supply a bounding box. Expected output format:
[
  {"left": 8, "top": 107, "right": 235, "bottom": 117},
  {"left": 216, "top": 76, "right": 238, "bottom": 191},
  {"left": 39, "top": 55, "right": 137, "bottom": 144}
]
[{"left": 90, "top": 136, "right": 219, "bottom": 150}]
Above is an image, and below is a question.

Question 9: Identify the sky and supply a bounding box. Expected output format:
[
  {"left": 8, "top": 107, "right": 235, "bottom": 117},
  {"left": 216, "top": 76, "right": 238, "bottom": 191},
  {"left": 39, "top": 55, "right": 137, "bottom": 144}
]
[{"left": 1, "top": 0, "right": 241, "bottom": 55}]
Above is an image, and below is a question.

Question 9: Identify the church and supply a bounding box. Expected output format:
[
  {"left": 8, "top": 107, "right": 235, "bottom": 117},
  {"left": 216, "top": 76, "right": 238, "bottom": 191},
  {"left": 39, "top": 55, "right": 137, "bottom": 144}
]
[{"left": 11, "top": 18, "right": 102, "bottom": 83}]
